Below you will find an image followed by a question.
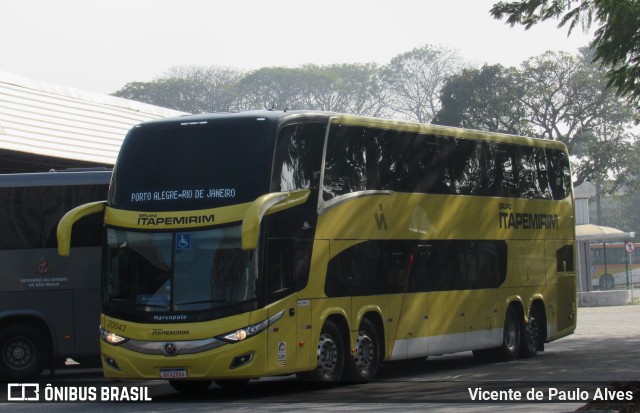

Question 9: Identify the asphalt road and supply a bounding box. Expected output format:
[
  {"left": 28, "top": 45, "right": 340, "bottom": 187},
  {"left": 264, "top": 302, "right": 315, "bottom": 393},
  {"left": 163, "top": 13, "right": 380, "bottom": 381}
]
[{"left": 2, "top": 305, "right": 639, "bottom": 412}]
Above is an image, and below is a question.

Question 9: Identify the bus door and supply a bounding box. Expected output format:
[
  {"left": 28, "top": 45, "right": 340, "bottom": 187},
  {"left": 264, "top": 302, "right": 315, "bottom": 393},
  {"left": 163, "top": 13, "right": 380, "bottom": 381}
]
[{"left": 264, "top": 238, "right": 307, "bottom": 374}]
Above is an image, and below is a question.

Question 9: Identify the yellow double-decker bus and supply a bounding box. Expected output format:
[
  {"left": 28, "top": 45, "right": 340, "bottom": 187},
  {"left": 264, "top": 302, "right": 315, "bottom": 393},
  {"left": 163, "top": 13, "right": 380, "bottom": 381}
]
[{"left": 58, "top": 111, "right": 576, "bottom": 392}]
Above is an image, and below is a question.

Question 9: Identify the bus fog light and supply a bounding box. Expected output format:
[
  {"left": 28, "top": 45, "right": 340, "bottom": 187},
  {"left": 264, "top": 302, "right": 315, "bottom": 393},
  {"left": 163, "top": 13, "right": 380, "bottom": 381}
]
[
  {"left": 104, "top": 356, "right": 121, "bottom": 371},
  {"left": 230, "top": 353, "right": 254, "bottom": 369}
]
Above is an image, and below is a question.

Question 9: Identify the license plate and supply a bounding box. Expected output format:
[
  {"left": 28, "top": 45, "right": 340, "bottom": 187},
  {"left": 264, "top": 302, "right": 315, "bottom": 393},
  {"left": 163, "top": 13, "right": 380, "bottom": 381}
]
[{"left": 160, "top": 368, "right": 187, "bottom": 379}]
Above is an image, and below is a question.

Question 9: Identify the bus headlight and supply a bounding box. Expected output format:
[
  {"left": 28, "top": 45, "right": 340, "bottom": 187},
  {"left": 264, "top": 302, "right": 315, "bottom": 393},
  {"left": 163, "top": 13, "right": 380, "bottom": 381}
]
[
  {"left": 217, "top": 310, "right": 284, "bottom": 343},
  {"left": 99, "top": 325, "right": 129, "bottom": 345}
]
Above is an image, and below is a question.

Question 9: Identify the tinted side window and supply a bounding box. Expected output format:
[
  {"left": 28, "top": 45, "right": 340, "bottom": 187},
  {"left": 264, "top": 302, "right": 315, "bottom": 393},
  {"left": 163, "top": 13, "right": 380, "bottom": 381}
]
[
  {"left": 271, "top": 123, "right": 326, "bottom": 192},
  {"left": 322, "top": 124, "right": 571, "bottom": 201},
  {"left": 323, "top": 126, "right": 369, "bottom": 200},
  {"left": 0, "top": 185, "right": 107, "bottom": 249},
  {"left": 325, "top": 240, "right": 507, "bottom": 297},
  {"left": 265, "top": 239, "right": 313, "bottom": 303},
  {"left": 548, "top": 150, "right": 572, "bottom": 200},
  {"left": 557, "top": 244, "right": 575, "bottom": 272},
  {"left": 325, "top": 241, "right": 409, "bottom": 297},
  {"left": 452, "top": 139, "right": 486, "bottom": 196}
]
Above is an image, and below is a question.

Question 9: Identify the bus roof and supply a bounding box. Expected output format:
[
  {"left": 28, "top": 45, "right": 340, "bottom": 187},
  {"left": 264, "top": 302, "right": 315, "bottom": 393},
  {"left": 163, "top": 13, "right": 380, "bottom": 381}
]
[
  {"left": 135, "top": 110, "right": 568, "bottom": 152},
  {"left": 0, "top": 169, "right": 112, "bottom": 188}
]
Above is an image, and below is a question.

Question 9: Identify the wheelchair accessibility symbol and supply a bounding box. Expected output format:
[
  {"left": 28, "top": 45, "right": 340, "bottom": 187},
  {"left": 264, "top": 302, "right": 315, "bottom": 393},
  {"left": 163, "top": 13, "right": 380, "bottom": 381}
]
[{"left": 176, "top": 233, "right": 191, "bottom": 249}]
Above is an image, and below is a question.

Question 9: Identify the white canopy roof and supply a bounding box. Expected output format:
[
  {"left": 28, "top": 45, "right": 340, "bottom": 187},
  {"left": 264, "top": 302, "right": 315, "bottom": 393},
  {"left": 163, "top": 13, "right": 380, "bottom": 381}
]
[
  {"left": 576, "top": 224, "right": 635, "bottom": 241},
  {"left": 0, "top": 71, "right": 186, "bottom": 168}
]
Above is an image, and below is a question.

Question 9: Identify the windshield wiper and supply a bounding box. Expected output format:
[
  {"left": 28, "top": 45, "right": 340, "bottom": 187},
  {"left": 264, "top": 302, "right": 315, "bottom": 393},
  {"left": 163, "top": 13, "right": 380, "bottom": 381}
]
[
  {"left": 176, "top": 297, "right": 258, "bottom": 307},
  {"left": 176, "top": 299, "right": 229, "bottom": 306}
]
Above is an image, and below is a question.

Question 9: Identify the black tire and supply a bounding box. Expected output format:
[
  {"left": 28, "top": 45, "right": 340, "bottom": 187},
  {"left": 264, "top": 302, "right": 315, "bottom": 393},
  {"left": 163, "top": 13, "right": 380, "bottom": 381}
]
[
  {"left": 472, "top": 347, "right": 496, "bottom": 362},
  {"left": 599, "top": 274, "right": 615, "bottom": 290},
  {"left": 297, "top": 320, "right": 345, "bottom": 382},
  {"left": 344, "top": 318, "right": 380, "bottom": 381},
  {"left": 214, "top": 379, "right": 250, "bottom": 388},
  {"left": 169, "top": 380, "right": 212, "bottom": 394},
  {"left": 0, "top": 324, "right": 50, "bottom": 381},
  {"left": 520, "top": 308, "right": 542, "bottom": 358},
  {"left": 495, "top": 306, "right": 521, "bottom": 361}
]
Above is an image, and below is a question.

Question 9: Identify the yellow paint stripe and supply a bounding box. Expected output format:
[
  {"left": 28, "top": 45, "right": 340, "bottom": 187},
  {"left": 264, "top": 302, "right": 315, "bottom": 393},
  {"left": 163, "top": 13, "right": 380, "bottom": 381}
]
[{"left": 104, "top": 202, "right": 252, "bottom": 230}]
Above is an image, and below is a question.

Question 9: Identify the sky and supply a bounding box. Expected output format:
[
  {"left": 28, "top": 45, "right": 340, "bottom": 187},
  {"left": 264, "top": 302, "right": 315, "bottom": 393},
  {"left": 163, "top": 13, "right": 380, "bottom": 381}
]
[{"left": 0, "top": 0, "right": 594, "bottom": 95}]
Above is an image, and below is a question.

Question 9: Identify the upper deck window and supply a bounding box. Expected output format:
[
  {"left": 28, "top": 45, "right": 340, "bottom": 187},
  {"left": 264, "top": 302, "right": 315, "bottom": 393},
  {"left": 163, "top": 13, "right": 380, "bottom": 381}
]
[
  {"left": 322, "top": 124, "right": 572, "bottom": 201},
  {"left": 109, "top": 119, "right": 273, "bottom": 212}
]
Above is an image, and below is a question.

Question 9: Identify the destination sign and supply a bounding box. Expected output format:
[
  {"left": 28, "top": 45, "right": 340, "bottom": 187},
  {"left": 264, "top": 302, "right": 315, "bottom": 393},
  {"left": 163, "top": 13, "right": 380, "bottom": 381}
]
[{"left": 130, "top": 188, "right": 236, "bottom": 203}]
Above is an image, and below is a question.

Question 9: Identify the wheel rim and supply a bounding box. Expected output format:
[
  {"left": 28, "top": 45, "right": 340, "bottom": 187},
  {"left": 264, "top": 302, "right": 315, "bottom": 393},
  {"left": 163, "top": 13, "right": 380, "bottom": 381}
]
[
  {"left": 353, "top": 331, "right": 375, "bottom": 371},
  {"left": 316, "top": 333, "right": 339, "bottom": 376},
  {"left": 3, "top": 337, "right": 35, "bottom": 370},
  {"left": 504, "top": 314, "right": 517, "bottom": 351}
]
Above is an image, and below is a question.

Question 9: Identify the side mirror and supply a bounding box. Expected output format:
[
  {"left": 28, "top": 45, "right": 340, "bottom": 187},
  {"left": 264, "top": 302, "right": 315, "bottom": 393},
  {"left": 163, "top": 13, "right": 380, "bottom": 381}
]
[
  {"left": 57, "top": 201, "right": 107, "bottom": 256},
  {"left": 241, "top": 189, "right": 310, "bottom": 250}
]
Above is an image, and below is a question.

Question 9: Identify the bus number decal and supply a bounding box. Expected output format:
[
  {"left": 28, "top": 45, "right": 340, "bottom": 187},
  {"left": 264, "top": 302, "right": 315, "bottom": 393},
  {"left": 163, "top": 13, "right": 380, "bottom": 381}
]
[{"left": 106, "top": 320, "right": 127, "bottom": 333}]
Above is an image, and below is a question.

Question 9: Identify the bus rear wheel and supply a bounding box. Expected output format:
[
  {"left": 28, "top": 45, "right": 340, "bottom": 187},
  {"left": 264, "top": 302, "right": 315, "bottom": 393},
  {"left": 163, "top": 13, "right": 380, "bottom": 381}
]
[
  {"left": 0, "top": 324, "right": 50, "bottom": 381},
  {"left": 297, "top": 320, "right": 345, "bottom": 382},
  {"left": 474, "top": 306, "right": 521, "bottom": 362},
  {"left": 344, "top": 318, "right": 380, "bottom": 381},
  {"left": 520, "top": 306, "right": 543, "bottom": 358},
  {"left": 496, "top": 306, "right": 521, "bottom": 361}
]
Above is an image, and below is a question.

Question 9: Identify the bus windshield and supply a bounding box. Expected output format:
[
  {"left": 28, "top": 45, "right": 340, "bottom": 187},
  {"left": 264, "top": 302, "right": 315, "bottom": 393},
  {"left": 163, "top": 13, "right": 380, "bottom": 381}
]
[
  {"left": 104, "top": 225, "right": 258, "bottom": 320},
  {"left": 108, "top": 118, "right": 273, "bottom": 211}
]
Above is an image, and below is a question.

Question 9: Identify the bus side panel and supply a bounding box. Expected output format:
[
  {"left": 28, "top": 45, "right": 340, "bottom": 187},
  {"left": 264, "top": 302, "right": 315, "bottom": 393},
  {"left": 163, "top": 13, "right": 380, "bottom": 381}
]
[
  {"left": 543, "top": 240, "right": 577, "bottom": 341},
  {"left": 266, "top": 294, "right": 299, "bottom": 375},
  {"left": 427, "top": 291, "right": 466, "bottom": 355},
  {"left": 0, "top": 290, "right": 74, "bottom": 356},
  {"left": 72, "top": 288, "right": 101, "bottom": 358},
  {"left": 507, "top": 241, "right": 546, "bottom": 287},
  {"left": 555, "top": 275, "right": 576, "bottom": 337},
  {"left": 392, "top": 292, "right": 428, "bottom": 360},
  {"left": 0, "top": 247, "right": 101, "bottom": 360},
  {"left": 465, "top": 289, "right": 500, "bottom": 350}
]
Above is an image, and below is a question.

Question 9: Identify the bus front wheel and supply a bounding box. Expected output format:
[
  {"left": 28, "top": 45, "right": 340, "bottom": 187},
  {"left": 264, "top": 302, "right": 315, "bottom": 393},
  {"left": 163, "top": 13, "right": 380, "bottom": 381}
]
[
  {"left": 169, "top": 380, "right": 212, "bottom": 394},
  {"left": 297, "top": 320, "right": 345, "bottom": 382},
  {"left": 0, "top": 324, "right": 50, "bottom": 381}
]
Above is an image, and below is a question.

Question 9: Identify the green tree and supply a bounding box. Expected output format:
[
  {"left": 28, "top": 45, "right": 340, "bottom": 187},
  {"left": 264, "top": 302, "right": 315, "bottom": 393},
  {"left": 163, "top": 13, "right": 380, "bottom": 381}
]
[
  {"left": 490, "top": 0, "right": 640, "bottom": 113},
  {"left": 383, "top": 44, "right": 465, "bottom": 122},
  {"left": 433, "top": 64, "right": 531, "bottom": 135},
  {"left": 301, "top": 64, "right": 391, "bottom": 117},
  {"left": 594, "top": 185, "right": 640, "bottom": 234},
  {"left": 232, "top": 67, "right": 308, "bottom": 111},
  {"left": 113, "top": 66, "right": 244, "bottom": 113},
  {"left": 519, "top": 50, "right": 637, "bottom": 191},
  {"left": 233, "top": 64, "right": 390, "bottom": 116},
  {"left": 435, "top": 50, "right": 639, "bottom": 192}
]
